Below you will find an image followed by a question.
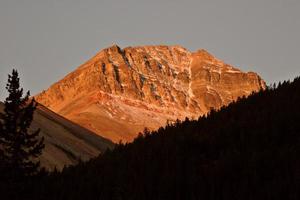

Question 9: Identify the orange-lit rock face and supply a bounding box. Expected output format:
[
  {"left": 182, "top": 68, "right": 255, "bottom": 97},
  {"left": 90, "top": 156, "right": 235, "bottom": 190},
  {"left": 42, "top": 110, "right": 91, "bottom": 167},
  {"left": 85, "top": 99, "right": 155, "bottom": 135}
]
[{"left": 36, "top": 45, "right": 265, "bottom": 142}]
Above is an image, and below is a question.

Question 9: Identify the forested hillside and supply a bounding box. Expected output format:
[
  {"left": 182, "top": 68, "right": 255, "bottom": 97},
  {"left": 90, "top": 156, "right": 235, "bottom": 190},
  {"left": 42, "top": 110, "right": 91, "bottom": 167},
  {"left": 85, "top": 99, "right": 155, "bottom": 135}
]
[{"left": 2, "top": 77, "right": 300, "bottom": 200}]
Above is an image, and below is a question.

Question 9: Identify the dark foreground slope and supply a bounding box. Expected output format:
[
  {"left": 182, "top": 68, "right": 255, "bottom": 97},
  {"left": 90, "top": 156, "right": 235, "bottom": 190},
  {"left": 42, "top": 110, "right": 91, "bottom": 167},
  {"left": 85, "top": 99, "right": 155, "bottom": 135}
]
[
  {"left": 3, "top": 78, "right": 300, "bottom": 199},
  {"left": 0, "top": 102, "right": 114, "bottom": 170}
]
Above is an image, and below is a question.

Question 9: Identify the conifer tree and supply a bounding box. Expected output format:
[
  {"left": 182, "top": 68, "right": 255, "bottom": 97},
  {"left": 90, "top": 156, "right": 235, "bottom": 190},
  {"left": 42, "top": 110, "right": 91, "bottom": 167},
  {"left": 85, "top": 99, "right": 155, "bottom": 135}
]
[{"left": 0, "top": 69, "right": 44, "bottom": 177}]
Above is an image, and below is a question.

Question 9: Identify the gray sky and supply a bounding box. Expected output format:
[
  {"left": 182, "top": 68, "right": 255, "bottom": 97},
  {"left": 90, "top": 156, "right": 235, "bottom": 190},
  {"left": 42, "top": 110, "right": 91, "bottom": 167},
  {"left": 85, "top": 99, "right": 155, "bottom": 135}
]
[{"left": 0, "top": 0, "right": 299, "bottom": 100}]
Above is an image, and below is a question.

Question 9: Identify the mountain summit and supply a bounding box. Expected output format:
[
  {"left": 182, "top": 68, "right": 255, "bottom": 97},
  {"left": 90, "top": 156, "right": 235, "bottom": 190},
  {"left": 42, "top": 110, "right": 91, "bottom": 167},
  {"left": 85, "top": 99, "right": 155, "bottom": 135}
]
[{"left": 36, "top": 45, "right": 265, "bottom": 142}]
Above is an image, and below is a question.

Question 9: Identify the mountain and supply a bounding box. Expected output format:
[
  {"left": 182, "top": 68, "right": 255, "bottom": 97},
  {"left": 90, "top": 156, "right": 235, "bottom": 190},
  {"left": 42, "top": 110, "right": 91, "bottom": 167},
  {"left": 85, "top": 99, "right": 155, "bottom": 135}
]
[
  {"left": 11, "top": 77, "right": 300, "bottom": 200},
  {"left": 36, "top": 45, "right": 266, "bottom": 142},
  {"left": 0, "top": 102, "right": 114, "bottom": 170}
]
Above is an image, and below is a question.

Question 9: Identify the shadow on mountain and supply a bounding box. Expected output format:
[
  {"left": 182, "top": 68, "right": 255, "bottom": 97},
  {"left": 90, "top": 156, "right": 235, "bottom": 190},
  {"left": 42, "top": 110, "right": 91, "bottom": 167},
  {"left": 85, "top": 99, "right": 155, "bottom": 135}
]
[
  {"left": 0, "top": 102, "right": 114, "bottom": 171},
  {"left": 2, "top": 77, "right": 300, "bottom": 200}
]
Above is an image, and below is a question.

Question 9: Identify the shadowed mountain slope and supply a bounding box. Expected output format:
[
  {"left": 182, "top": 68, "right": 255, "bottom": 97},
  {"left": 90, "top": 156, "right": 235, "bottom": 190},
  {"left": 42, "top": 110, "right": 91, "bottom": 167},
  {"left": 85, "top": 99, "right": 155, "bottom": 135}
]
[
  {"left": 13, "top": 76, "right": 300, "bottom": 200},
  {"left": 0, "top": 102, "right": 114, "bottom": 170}
]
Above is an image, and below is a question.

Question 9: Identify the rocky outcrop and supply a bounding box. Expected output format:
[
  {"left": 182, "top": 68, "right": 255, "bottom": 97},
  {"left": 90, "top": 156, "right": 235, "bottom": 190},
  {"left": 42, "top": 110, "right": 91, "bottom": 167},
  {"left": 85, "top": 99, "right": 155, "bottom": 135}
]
[{"left": 36, "top": 45, "right": 266, "bottom": 142}]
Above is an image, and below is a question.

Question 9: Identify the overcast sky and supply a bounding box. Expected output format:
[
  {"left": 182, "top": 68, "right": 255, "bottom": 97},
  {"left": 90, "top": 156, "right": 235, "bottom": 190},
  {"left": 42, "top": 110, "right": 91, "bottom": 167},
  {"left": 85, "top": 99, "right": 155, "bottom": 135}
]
[{"left": 0, "top": 0, "right": 299, "bottom": 100}]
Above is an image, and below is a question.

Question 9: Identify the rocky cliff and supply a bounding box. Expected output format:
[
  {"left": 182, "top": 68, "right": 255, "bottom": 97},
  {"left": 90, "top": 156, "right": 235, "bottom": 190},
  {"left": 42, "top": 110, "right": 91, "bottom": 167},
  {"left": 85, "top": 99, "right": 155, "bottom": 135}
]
[{"left": 36, "top": 45, "right": 266, "bottom": 142}]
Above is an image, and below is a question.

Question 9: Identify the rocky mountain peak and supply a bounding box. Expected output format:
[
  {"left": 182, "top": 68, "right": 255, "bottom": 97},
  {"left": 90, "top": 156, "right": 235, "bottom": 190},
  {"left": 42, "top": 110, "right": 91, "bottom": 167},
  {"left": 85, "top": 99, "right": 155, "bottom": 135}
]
[
  {"left": 36, "top": 45, "right": 266, "bottom": 142},
  {"left": 194, "top": 49, "right": 215, "bottom": 58}
]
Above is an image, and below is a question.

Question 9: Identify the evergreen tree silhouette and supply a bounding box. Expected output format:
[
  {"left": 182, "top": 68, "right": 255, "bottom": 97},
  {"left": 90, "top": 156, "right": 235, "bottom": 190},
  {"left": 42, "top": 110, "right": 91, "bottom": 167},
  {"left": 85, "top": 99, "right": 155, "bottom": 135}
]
[{"left": 0, "top": 69, "right": 44, "bottom": 178}]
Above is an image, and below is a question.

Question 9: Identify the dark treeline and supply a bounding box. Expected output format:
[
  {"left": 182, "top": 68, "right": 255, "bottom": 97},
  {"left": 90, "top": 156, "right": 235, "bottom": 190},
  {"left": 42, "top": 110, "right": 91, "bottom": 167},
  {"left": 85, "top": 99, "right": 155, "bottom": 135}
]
[{"left": 2, "top": 77, "right": 300, "bottom": 200}]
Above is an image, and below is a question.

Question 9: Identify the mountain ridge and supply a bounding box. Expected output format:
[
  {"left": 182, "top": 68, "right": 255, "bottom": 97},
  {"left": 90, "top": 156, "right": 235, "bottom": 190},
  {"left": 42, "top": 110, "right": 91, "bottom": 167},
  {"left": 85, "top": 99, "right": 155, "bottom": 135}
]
[{"left": 36, "top": 44, "right": 266, "bottom": 142}]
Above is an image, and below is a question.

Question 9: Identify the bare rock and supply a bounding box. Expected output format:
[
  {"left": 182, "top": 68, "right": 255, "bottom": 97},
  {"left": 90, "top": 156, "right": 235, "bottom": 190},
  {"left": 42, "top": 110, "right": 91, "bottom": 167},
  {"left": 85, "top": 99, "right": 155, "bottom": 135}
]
[{"left": 36, "top": 45, "right": 266, "bottom": 142}]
